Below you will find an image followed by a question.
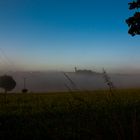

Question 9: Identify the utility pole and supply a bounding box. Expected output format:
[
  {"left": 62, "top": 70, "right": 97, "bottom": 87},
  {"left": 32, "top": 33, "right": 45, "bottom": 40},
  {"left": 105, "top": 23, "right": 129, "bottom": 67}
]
[{"left": 22, "top": 77, "right": 28, "bottom": 93}]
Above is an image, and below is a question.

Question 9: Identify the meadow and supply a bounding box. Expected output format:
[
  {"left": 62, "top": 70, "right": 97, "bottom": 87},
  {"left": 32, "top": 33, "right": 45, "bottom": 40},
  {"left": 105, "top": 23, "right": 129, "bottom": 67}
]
[{"left": 0, "top": 89, "right": 140, "bottom": 140}]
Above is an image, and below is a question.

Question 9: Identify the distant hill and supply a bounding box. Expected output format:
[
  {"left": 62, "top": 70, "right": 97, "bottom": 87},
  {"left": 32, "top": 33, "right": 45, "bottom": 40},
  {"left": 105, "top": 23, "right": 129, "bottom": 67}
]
[{"left": 74, "top": 67, "right": 101, "bottom": 75}]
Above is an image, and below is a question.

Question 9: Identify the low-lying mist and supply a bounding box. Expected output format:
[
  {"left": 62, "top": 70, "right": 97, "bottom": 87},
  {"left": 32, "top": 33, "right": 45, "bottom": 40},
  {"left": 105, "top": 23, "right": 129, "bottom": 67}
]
[{"left": 1, "top": 71, "right": 140, "bottom": 93}]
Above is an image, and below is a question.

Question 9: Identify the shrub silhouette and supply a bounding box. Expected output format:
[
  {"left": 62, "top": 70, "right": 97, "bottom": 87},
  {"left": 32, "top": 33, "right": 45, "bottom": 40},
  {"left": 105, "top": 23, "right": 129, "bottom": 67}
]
[
  {"left": 126, "top": 0, "right": 140, "bottom": 36},
  {"left": 0, "top": 75, "right": 16, "bottom": 93},
  {"left": 22, "top": 88, "right": 28, "bottom": 93}
]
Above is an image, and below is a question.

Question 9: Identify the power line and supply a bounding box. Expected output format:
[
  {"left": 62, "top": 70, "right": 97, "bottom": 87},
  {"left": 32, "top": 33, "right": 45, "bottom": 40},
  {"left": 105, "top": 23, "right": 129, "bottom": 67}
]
[{"left": 0, "top": 48, "right": 16, "bottom": 71}]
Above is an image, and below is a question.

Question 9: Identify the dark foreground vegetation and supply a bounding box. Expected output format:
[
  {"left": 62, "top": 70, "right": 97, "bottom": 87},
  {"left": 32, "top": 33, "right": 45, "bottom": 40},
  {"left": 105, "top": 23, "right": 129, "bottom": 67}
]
[{"left": 0, "top": 89, "right": 140, "bottom": 140}]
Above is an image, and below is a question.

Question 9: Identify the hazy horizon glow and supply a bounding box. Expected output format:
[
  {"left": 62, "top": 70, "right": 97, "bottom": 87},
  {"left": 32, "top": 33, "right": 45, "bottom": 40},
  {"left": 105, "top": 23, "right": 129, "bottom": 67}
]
[{"left": 0, "top": 0, "right": 140, "bottom": 73}]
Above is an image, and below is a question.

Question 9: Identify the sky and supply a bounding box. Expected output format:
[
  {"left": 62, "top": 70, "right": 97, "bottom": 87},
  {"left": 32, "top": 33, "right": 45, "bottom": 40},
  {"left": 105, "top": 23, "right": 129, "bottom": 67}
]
[{"left": 0, "top": 0, "right": 140, "bottom": 73}]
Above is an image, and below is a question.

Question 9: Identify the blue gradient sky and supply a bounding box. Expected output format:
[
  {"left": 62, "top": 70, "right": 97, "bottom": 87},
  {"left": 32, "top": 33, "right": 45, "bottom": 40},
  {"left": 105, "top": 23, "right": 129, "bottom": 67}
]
[{"left": 0, "top": 0, "right": 140, "bottom": 73}]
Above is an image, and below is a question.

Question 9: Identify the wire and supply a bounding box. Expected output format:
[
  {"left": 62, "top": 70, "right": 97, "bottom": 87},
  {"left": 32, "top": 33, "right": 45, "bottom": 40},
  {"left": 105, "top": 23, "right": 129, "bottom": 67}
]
[{"left": 0, "top": 48, "right": 16, "bottom": 72}]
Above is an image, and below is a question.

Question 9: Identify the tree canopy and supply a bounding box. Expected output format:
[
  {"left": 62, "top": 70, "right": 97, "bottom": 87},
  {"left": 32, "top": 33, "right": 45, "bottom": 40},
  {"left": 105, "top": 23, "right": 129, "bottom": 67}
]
[
  {"left": 0, "top": 75, "right": 16, "bottom": 93},
  {"left": 126, "top": 0, "right": 140, "bottom": 36}
]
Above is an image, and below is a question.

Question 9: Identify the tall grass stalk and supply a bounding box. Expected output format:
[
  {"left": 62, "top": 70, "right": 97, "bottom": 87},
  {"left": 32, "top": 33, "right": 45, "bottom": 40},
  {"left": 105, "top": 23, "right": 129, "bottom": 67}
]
[
  {"left": 102, "top": 68, "right": 116, "bottom": 97},
  {"left": 102, "top": 68, "right": 125, "bottom": 139},
  {"left": 63, "top": 72, "right": 91, "bottom": 108},
  {"left": 63, "top": 72, "right": 78, "bottom": 91}
]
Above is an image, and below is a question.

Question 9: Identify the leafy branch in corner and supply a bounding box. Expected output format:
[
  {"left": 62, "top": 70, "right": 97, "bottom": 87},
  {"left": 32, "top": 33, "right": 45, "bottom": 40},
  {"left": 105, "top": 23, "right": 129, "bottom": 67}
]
[{"left": 126, "top": 0, "right": 140, "bottom": 36}]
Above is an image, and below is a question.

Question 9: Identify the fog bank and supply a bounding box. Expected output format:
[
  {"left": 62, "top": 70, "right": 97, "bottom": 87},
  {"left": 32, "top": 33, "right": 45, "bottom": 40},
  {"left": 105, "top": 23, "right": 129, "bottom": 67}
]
[{"left": 1, "top": 72, "right": 140, "bottom": 93}]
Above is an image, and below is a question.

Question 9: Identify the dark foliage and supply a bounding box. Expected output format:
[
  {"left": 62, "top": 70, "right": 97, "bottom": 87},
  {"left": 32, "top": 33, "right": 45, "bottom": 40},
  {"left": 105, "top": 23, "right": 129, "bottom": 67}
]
[
  {"left": 126, "top": 0, "right": 140, "bottom": 36},
  {"left": 0, "top": 91, "right": 140, "bottom": 140},
  {"left": 128, "top": 1, "right": 140, "bottom": 9},
  {"left": 0, "top": 75, "right": 16, "bottom": 93}
]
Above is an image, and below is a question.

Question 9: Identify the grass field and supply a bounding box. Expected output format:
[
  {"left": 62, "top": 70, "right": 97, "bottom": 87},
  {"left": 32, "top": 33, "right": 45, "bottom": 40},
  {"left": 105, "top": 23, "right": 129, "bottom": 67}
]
[{"left": 0, "top": 89, "right": 140, "bottom": 139}]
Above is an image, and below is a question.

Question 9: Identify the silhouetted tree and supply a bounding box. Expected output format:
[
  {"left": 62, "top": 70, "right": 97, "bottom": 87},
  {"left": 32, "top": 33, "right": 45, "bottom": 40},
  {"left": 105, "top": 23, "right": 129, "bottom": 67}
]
[
  {"left": 126, "top": 0, "right": 140, "bottom": 36},
  {"left": 0, "top": 75, "right": 16, "bottom": 93},
  {"left": 0, "top": 75, "right": 16, "bottom": 103}
]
